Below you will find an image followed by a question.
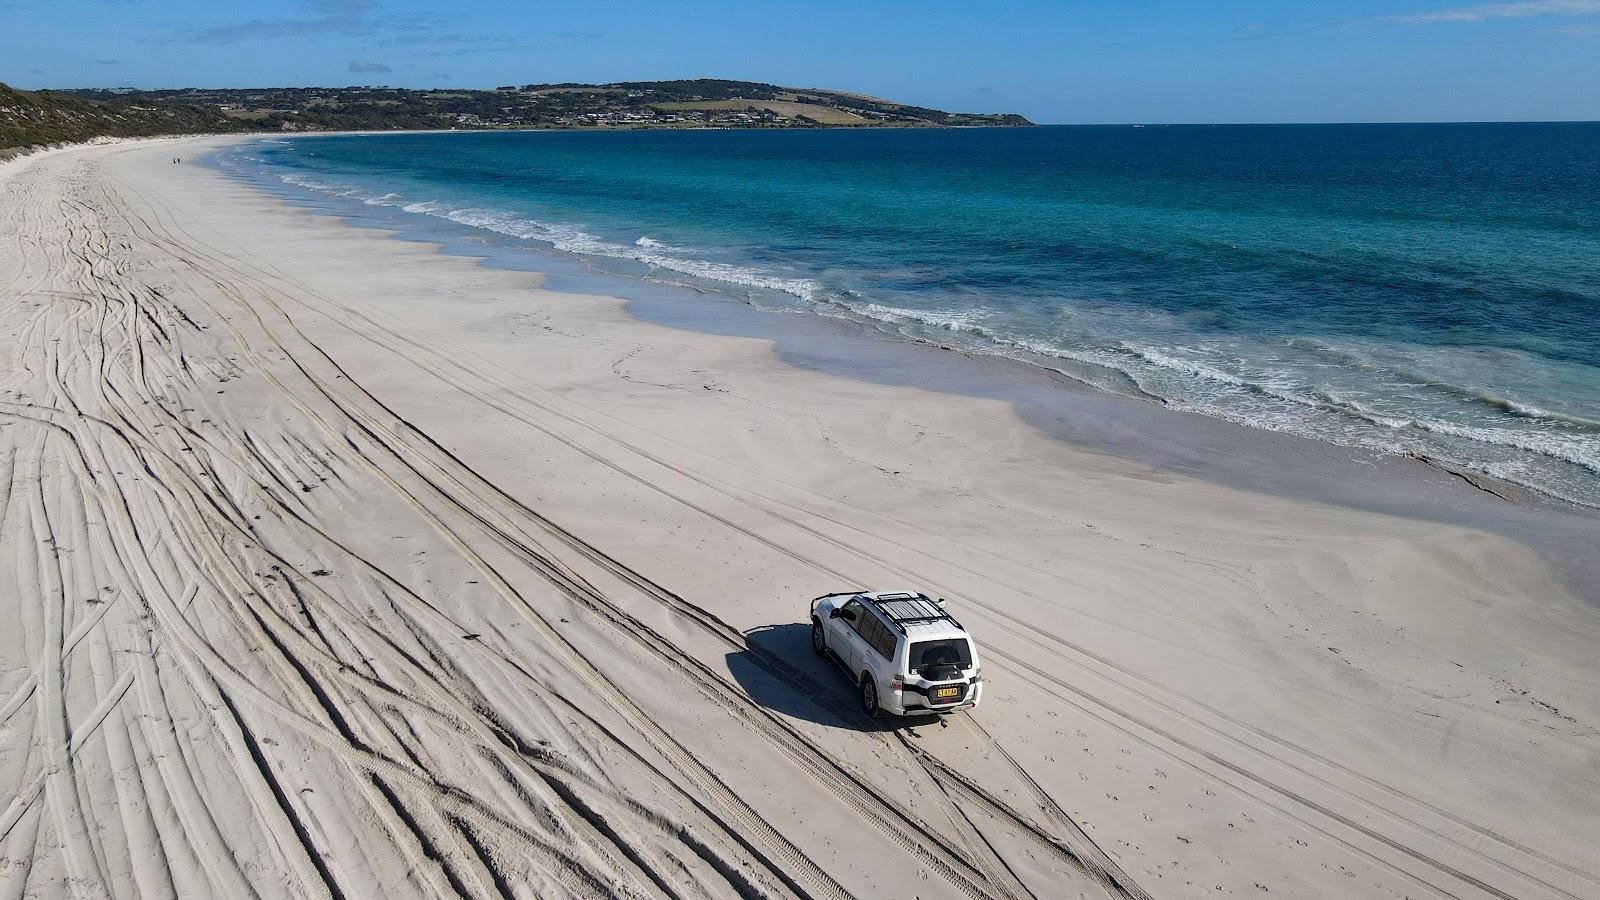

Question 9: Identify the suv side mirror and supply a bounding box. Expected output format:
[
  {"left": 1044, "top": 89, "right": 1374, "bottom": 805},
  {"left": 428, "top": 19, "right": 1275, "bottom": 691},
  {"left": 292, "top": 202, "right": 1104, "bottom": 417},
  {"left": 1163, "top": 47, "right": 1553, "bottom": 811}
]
[{"left": 830, "top": 608, "right": 853, "bottom": 620}]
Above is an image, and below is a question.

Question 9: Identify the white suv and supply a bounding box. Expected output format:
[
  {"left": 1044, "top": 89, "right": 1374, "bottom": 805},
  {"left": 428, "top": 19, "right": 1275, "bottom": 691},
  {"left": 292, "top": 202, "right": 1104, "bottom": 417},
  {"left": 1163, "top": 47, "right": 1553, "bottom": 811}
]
[{"left": 810, "top": 590, "right": 984, "bottom": 717}]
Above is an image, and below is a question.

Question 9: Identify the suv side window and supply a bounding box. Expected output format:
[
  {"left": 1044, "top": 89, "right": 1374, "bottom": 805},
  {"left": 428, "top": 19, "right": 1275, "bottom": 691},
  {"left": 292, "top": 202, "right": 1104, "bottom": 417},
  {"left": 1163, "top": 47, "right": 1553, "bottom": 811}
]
[
  {"left": 839, "top": 598, "right": 865, "bottom": 625},
  {"left": 871, "top": 621, "right": 897, "bottom": 660},
  {"left": 852, "top": 610, "right": 880, "bottom": 651},
  {"left": 848, "top": 605, "right": 871, "bottom": 636},
  {"left": 855, "top": 613, "right": 877, "bottom": 648},
  {"left": 856, "top": 613, "right": 896, "bottom": 661}
]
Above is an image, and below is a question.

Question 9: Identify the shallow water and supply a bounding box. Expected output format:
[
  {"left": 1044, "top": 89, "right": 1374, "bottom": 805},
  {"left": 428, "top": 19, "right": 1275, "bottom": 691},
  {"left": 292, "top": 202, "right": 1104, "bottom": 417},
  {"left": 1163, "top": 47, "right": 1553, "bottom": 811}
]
[{"left": 219, "top": 125, "right": 1600, "bottom": 507}]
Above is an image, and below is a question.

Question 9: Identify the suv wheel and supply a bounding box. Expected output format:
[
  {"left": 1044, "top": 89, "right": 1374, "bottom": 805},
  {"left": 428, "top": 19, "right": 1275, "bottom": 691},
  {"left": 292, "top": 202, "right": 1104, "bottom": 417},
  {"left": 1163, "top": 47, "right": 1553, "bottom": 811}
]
[
  {"left": 860, "top": 675, "right": 881, "bottom": 718},
  {"left": 811, "top": 620, "right": 827, "bottom": 657}
]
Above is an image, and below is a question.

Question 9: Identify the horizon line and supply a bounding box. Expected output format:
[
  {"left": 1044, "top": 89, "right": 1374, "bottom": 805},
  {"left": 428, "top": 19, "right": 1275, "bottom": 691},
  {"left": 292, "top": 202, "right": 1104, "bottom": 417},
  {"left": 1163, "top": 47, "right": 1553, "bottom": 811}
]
[{"left": 10, "top": 82, "right": 1599, "bottom": 128}]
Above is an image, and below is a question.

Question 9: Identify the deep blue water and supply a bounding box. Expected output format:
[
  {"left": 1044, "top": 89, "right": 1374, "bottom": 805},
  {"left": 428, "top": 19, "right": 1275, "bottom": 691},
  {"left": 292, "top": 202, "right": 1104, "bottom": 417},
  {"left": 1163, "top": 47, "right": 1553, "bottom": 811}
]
[{"left": 219, "top": 125, "right": 1600, "bottom": 507}]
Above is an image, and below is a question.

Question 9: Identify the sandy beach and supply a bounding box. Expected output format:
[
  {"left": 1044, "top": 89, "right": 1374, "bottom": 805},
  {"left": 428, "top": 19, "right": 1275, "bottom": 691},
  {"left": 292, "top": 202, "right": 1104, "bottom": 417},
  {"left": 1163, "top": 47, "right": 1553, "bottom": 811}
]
[{"left": 1, "top": 136, "right": 1597, "bottom": 899}]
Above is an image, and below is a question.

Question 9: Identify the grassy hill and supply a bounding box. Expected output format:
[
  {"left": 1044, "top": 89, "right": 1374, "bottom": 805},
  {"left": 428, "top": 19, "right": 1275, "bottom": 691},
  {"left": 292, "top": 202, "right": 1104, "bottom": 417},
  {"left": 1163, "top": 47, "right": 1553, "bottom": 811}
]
[
  {"left": 2, "top": 79, "right": 1032, "bottom": 152},
  {"left": 0, "top": 83, "right": 245, "bottom": 154}
]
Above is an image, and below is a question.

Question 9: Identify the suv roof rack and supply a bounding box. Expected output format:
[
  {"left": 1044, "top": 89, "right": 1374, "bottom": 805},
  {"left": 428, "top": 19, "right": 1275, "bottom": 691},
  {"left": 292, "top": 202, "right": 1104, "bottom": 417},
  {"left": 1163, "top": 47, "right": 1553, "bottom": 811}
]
[{"left": 861, "top": 592, "right": 963, "bottom": 633}]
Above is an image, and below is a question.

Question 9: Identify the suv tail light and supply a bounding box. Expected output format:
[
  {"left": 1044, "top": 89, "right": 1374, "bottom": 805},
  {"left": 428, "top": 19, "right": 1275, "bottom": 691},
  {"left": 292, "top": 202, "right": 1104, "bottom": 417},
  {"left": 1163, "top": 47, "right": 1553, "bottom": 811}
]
[{"left": 889, "top": 675, "right": 904, "bottom": 691}]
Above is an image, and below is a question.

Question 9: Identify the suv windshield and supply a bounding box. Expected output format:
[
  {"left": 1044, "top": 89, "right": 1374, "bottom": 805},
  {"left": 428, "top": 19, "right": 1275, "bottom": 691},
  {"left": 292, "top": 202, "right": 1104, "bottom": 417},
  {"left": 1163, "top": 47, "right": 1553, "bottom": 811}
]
[{"left": 909, "top": 639, "right": 972, "bottom": 675}]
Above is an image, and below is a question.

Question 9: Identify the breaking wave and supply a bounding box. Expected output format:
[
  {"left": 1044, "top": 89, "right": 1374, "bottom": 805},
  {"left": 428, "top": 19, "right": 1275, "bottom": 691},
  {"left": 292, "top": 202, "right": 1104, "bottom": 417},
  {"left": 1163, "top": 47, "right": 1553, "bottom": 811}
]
[{"left": 276, "top": 173, "right": 825, "bottom": 301}]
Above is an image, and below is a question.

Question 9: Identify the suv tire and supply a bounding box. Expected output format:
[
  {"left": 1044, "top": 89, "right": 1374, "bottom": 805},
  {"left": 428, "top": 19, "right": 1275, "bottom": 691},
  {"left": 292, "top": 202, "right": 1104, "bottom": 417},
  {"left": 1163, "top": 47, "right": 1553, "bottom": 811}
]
[
  {"left": 860, "top": 674, "right": 881, "bottom": 718},
  {"left": 811, "top": 620, "right": 827, "bottom": 657}
]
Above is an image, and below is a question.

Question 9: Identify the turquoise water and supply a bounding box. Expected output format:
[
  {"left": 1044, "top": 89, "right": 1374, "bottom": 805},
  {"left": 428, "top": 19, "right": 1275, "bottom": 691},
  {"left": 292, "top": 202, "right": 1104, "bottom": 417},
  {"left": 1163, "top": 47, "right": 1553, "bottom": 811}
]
[{"left": 219, "top": 125, "right": 1600, "bottom": 507}]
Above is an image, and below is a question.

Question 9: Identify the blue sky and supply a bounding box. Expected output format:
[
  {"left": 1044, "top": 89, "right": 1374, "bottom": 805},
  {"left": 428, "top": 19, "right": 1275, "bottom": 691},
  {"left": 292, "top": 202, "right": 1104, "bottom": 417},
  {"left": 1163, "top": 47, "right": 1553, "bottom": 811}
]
[{"left": 3, "top": 0, "right": 1598, "bottom": 123}]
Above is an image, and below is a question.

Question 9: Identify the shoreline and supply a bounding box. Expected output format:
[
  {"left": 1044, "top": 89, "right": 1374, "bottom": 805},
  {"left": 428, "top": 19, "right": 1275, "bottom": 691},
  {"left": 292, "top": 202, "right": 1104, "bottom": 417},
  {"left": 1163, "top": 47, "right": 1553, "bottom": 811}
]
[
  {"left": 217, "top": 133, "right": 1600, "bottom": 595},
  {"left": 4, "top": 136, "right": 1597, "bottom": 899}
]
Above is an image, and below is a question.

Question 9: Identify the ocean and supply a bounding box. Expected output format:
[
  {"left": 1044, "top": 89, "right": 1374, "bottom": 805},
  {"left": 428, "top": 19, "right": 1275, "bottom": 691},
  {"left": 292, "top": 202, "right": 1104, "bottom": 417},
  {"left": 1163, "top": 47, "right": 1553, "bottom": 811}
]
[{"left": 217, "top": 124, "right": 1600, "bottom": 508}]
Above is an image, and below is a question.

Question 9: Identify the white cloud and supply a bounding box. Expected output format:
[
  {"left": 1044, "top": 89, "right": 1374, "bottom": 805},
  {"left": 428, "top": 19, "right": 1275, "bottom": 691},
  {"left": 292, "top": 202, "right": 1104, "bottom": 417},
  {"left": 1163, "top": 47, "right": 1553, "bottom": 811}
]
[{"left": 1389, "top": 0, "right": 1600, "bottom": 23}]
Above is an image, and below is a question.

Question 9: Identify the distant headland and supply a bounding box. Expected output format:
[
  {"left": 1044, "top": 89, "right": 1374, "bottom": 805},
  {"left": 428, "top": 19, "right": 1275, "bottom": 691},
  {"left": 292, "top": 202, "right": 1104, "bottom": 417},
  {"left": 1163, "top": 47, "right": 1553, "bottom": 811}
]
[{"left": 1, "top": 78, "right": 1034, "bottom": 152}]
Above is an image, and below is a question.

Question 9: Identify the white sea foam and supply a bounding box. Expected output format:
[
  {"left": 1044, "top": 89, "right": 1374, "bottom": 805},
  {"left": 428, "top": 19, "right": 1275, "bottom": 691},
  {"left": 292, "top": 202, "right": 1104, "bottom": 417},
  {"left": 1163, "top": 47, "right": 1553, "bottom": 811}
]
[
  {"left": 853, "top": 303, "right": 988, "bottom": 334},
  {"left": 287, "top": 181, "right": 824, "bottom": 301},
  {"left": 421, "top": 207, "right": 825, "bottom": 299},
  {"left": 1404, "top": 419, "right": 1600, "bottom": 475},
  {"left": 824, "top": 301, "right": 1168, "bottom": 399},
  {"left": 277, "top": 172, "right": 339, "bottom": 192}
]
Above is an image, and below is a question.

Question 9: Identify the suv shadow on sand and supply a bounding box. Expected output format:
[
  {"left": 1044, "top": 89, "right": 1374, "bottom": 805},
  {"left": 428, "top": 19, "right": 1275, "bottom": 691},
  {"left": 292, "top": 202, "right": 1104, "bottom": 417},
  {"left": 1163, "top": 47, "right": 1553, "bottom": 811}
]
[{"left": 726, "top": 623, "right": 941, "bottom": 733}]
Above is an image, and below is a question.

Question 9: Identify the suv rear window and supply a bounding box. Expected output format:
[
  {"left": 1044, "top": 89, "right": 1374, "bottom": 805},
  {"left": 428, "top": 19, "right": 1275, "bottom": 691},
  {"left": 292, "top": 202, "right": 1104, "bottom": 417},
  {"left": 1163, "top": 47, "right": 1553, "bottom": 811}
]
[{"left": 909, "top": 639, "right": 972, "bottom": 675}]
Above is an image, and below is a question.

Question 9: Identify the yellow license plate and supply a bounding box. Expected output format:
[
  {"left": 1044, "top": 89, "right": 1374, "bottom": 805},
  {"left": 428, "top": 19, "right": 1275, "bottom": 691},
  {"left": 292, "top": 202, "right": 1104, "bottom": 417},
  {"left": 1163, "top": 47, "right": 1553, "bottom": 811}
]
[{"left": 935, "top": 686, "right": 960, "bottom": 699}]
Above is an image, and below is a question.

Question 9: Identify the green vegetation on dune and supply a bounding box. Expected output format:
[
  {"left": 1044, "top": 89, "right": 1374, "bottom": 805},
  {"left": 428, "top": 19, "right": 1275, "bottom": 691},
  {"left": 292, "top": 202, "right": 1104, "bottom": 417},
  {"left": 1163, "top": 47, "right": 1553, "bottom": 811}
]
[
  {"left": 1, "top": 79, "right": 1032, "bottom": 152},
  {"left": 0, "top": 83, "right": 246, "bottom": 154}
]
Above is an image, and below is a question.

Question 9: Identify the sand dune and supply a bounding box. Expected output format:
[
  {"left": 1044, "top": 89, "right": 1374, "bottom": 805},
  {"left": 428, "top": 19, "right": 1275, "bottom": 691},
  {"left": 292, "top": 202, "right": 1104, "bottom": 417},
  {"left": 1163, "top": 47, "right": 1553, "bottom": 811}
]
[{"left": 0, "top": 138, "right": 1596, "bottom": 899}]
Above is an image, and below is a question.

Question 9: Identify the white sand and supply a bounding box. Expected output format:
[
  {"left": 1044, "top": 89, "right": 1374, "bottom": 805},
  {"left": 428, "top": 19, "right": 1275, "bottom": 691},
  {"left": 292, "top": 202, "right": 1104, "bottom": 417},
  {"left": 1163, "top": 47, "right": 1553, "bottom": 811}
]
[{"left": 0, "top": 137, "right": 1596, "bottom": 900}]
